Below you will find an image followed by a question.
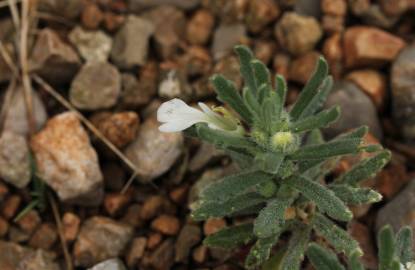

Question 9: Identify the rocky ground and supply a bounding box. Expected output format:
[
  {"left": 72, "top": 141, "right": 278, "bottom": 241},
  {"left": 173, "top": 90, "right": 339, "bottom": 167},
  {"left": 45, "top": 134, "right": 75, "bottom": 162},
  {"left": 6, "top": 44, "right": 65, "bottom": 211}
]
[{"left": 0, "top": 0, "right": 415, "bottom": 269}]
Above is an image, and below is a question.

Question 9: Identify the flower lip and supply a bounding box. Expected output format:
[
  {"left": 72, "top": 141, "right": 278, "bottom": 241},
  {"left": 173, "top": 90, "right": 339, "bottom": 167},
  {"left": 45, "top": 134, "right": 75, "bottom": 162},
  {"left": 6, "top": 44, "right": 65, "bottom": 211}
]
[{"left": 157, "top": 98, "right": 242, "bottom": 133}]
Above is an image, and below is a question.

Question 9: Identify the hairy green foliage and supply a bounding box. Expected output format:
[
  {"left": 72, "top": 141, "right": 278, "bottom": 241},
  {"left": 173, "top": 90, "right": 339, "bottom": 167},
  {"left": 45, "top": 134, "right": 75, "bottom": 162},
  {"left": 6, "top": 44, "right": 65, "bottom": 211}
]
[
  {"left": 187, "top": 45, "right": 391, "bottom": 269},
  {"left": 308, "top": 225, "right": 414, "bottom": 270}
]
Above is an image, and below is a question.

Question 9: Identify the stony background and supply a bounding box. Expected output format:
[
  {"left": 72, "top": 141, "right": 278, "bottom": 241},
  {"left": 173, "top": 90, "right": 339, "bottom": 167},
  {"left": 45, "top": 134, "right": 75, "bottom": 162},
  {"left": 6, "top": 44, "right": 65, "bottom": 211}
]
[{"left": 0, "top": 0, "right": 415, "bottom": 269}]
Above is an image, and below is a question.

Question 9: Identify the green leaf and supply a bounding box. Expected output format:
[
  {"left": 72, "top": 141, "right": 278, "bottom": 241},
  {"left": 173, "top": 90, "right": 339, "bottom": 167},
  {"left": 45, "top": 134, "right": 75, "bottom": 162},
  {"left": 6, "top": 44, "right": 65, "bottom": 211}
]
[
  {"left": 396, "top": 226, "right": 413, "bottom": 264},
  {"left": 192, "top": 192, "right": 267, "bottom": 221},
  {"left": 254, "top": 196, "right": 293, "bottom": 238},
  {"left": 307, "top": 129, "right": 325, "bottom": 145},
  {"left": 204, "top": 223, "right": 254, "bottom": 249},
  {"left": 211, "top": 74, "right": 253, "bottom": 123},
  {"left": 298, "top": 76, "right": 334, "bottom": 119},
  {"left": 280, "top": 225, "right": 311, "bottom": 270},
  {"left": 330, "top": 184, "right": 382, "bottom": 205},
  {"left": 235, "top": 45, "right": 257, "bottom": 95},
  {"left": 261, "top": 98, "right": 276, "bottom": 132},
  {"left": 245, "top": 235, "right": 280, "bottom": 269},
  {"left": 290, "top": 57, "right": 329, "bottom": 121},
  {"left": 275, "top": 75, "right": 287, "bottom": 110},
  {"left": 348, "top": 251, "right": 365, "bottom": 270},
  {"left": 200, "top": 170, "right": 272, "bottom": 203},
  {"left": 255, "top": 152, "right": 284, "bottom": 174},
  {"left": 287, "top": 176, "right": 352, "bottom": 221},
  {"left": 312, "top": 213, "right": 362, "bottom": 256},
  {"left": 335, "top": 150, "right": 391, "bottom": 186},
  {"left": 290, "top": 106, "right": 340, "bottom": 133},
  {"left": 289, "top": 138, "right": 361, "bottom": 161},
  {"left": 258, "top": 83, "right": 270, "bottom": 105},
  {"left": 307, "top": 243, "right": 345, "bottom": 270},
  {"left": 196, "top": 123, "right": 255, "bottom": 151},
  {"left": 252, "top": 59, "right": 271, "bottom": 90},
  {"left": 225, "top": 149, "right": 254, "bottom": 169},
  {"left": 336, "top": 126, "right": 368, "bottom": 140},
  {"left": 243, "top": 86, "right": 261, "bottom": 116},
  {"left": 378, "top": 225, "right": 396, "bottom": 270}
]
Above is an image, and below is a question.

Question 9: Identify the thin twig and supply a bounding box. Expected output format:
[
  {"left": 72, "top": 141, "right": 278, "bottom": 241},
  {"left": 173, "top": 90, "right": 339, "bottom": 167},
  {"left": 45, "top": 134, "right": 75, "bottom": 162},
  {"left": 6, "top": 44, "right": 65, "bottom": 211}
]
[
  {"left": 7, "top": 0, "right": 20, "bottom": 32},
  {"left": 32, "top": 75, "right": 140, "bottom": 183},
  {"left": 0, "top": 40, "right": 19, "bottom": 77},
  {"left": 20, "top": 0, "right": 36, "bottom": 136},
  {"left": 0, "top": 0, "right": 21, "bottom": 8},
  {"left": 48, "top": 192, "right": 73, "bottom": 270},
  {"left": 0, "top": 77, "right": 17, "bottom": 135}
]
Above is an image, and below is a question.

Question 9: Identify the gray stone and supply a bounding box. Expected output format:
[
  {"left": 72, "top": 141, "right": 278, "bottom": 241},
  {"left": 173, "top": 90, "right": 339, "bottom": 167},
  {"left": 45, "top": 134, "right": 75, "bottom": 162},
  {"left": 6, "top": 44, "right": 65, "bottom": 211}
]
[
  {"left": 392, "top": 45, "right": 415, "bottom": 141},
  {"left": 70, "top": 62, "right": 121, "bottom": 110},
  {"left": 212, "top": 24, "right": 246, "bottom": 60},
  {"left": 188, "top": 142, "right": 225, "bottom": 172},
  {"left": 324, "top": 81, "right": 382, "bottom": 139},
  {"left": 3, "top": 86, "right": 47, "bottom": 136},
  {"left": 73, "top": 216, "right": 133, "bottom": 268},
  {"left": 124, "top": 117, "right": 183, "bottom": 182},
  {"left": 128, "top": 0, "right": 201, "bottom": 11},
  {"left": 295, "top": 0, "right": 321, "bottom": 18},
  {"left": 142, "top": 5, "right": 186, "bottom": 59},
  {"left": 0, "top": 131, "right": 31, "bottom": 188},
  {"left": 30, "top": 112, "right": 104, "bottom": 206},
  {"left": 111, "top": 16, "right": 154, "bottom": 68},
  {"left": 29, "top": 28, "right": 81, "bottom": 84},
  {"left": 68, "top": 26, "right": 113, "bottom": 62},
  {"left": 274, "top": 12, "right": 322, "bottom": 56},
  {"left": 87, "top": 258, "right": 126, "bottom": 270},
  {"left": 376, "top": 180, "right": 415, "bottom": 235},
  {"left": 175, "top": 224, "right": 201, "bottom": 263}
]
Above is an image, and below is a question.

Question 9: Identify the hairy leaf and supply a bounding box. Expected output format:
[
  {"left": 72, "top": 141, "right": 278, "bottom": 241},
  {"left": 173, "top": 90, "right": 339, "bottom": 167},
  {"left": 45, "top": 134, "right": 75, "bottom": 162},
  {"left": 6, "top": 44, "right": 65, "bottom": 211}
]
[
  {"left": 330, "top": 184, "right": 382, "bottom": 205},
  {"left": 275, "top": 74, "right": 287, "bottom": 110},
  {"left": 290, "top": 58, "right": 329, "bottom": 121},
  {"left": 298, "top": 76, "right": 334, "bottom": 119},
  {"left": 192, "top": 192, "right": 267, "bottom": 220},
  {"left": 378, "top": 225, "right": 396, "bottom": 270},
  {"left": 290, "top": 106, "right": 340, "bottom": 133},
  {"left": 313, "top": 213, "right": 361, "bottom": 256},
  {"left": 335, "top": 150, "right": 391, "bottom": 186},
  {"left": 289, "top": 138, "right": 361, "bottom": 160},
  {"left": 204, "top": 223, "right": 254, "bottom": 249},
  {"left": 307, "top": 243, "right": 345, "bottom": 270},
  {"left": 396, "top": 226, "right": 413, "bottom": 264},
  {"left": 235, "top": 45, "right": 257, "bottom": 95},
  {"left": 280, "top": 225, "right": 311, "bottom": 270},
  {"left": 254, "top": 196, "right": 293, "bottom": 238},
  {"left": 255, "top": 152, "right": 284, "bottom": 174},
  {"left": 287, "top": 176, "right": 352, "bottom": 221},
  {"left": 245, "top": 235, "right": 280, "bottom": 269},
  {"left": 348, "top": 251, "right": 365, "bottom": 270},
  {"left": 211, "top": 74, "right": 253, "bottom": 123},
  {"left": 252, "top": 60, "right": 271, "bottom": 89},
  {"left": 200, "top": 170, "right": 272, "bottom": 203}
]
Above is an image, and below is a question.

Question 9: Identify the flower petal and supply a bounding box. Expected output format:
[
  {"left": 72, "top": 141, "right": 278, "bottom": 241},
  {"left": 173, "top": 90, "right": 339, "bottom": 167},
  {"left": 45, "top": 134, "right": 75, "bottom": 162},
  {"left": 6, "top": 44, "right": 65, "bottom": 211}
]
[
  {"left": 159, "top": 120, "right": 195, "bottom": 132},
  {"left": 157, "top": 98, "right": 206, "bottom": 123}
]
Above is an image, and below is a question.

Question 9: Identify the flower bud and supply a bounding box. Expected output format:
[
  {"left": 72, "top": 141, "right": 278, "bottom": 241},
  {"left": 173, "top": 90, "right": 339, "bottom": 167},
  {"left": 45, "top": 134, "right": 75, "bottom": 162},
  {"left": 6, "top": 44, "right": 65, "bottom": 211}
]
[{"left": 271, "top": 131, "right": 299, "bottom": 153}]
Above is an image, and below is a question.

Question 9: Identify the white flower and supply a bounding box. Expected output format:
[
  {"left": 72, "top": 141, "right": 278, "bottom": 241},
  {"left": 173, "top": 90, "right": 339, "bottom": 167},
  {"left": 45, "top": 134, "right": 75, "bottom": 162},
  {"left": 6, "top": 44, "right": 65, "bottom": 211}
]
[{"left": 157, "top": 98, "right": 242, "bottom": 133}]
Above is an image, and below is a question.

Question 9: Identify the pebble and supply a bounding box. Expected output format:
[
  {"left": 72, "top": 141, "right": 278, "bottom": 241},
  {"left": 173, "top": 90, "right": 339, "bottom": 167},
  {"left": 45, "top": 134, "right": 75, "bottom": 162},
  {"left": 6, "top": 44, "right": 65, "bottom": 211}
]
[
  {"left": 87, "top": 258, "right": 127, "bottom": 270},
  {"left": 246, "top": 0, "right": 280, "bottom": 33},
  {"left": 391, "top": 45, "right": 415, "bottom": 141},
  {"left": 288, "top": 51, "right": 321, "bottom": 85},
  {"left": 145, "top": 238, "right": 175, "bottom": 270},
  {"left": 16, "top": 210, "right": 41, "bottom": 235},
  {"left": 186, "top": 9, "right": 215, "bottom": 45},
  {"left": 103, "top": 12, "right": 125, "bottom": 32},
  {"left": 348, "top": 221, "right": 378, "bottom": 269},
  {"left": 275, "top": 12, "right": 322, "bottom": 56},
  {"left": 151, "top": 214, "right": 180, "bottom": 235},
  {"left": 70, "top": 62, "right": 121, "bottom": 110},
  {"left": 128, "top": 0, "right": 201, "bottom": 11},
  {"left": 90, "top": 111, "right": 139, "bottom": 148},
  {"left": 376, "top": 180, "right": 415, "bottom": 237},
  {"left": 111, "top": 15, "right": 155, "bottom": 68},
  {"left": 17, "top": 249, "right": 60, "bottom": 270},
  {"left": 0, "top": 217, "right": 8, "bottom": 237},
  {"left": 192, "top": 245, "right": 208, "bottom": 264},
  {"left": 178, "top": 46, "right": 212, "bottom": 77},
  {"left": 322, "top": 33, "right": 343, "bottom": 79},
  {"left": 346, "top": 69, "right": 386, "bottom": 110},
  {"left": 3, "top": 86, "right": 47, "bottom": 136},
  {"left": 29, "top": 28, "right": 81, "bottom": 84},
  {"left": 126, "top": 237, "right": 147, "bottom": 267},
  {"left": 212, "top": 24, "right": 247, "bottom": 60},
  {"left": 68, "top": 26, "right": 113, "bottom": 62},
  {"left": 140, "top": 195, "right": 168, "bottom": 220},
  {"left": 379, "top": 0, "right": 409, "bottom": 16},
  {"left": 62, "top": 212, "right": 81, "bottom": 242},
  {"left": 28, "top": 223, "right": 57, "bottom": 250},
  {"left": 294, "top": 0, "right": 321, "bottom": 17},
  {"left": 2, "top": 195, "right": 21, "bottom": 220},
  {"left": 273, "top": 53, "right": 291, "bottom": 79},
  {"left": 147, "top": 232, "right": 162, "bottom": 250},
  {"left": 81, "top": 3, "right": 104, "bottom": 30},
  {"left": 0, "top": 241, "right": 31, "bottom": 269},
  {"left": 324, "top": 81, "right": 382, "bottom": 139},
  {"left": 142, "top": 5, "right": 186, "bottom": 59},
  {"left": 30, "top": 112, "right": 104, "bottom": 206},
  {"left": 124, "top": 117, "right": 183, "bottom": 182},
  {"left": 321, "top": 14, "right": 345, "bottom": 33},
  {"left": 203, "top": 218, "right": 227, "bottom": 236},
  {"left": 73, "top": 216, "right": 133, "bottom": 268},
  {"left": 0, "top": 131, "right": 31, "bottom": 188},
  {"left": 104, "top": 190, "right": 133, "bottom": 216},
  {"left": 158, "top": 69, "right": 192, "bottom": 99},
  {"left": 121, "top": 204, "right": 144, "bottom": 228},
  {"left": 9, "top": 226, "right": 30, "bottom": 243},
  {"left": 175, "top": 224, "right": 201, "bottom": 263},
  {"left": 321, "top": 0, "right": 347, "bottom": 16},
  {"left": 362, "top": 5, "right": 399, "bottom": 29},
  {"left": 188, "top": 142, "right": 224, "bottom": 172},
  {"left": 37, "top": 0, "right": 82, "bottom": 19},
  {"left": 343, "top": 26, "right": 406, "bottom": 68},
  {"left": 349, "top": 0, "right": 371, "bottom": 16}
]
